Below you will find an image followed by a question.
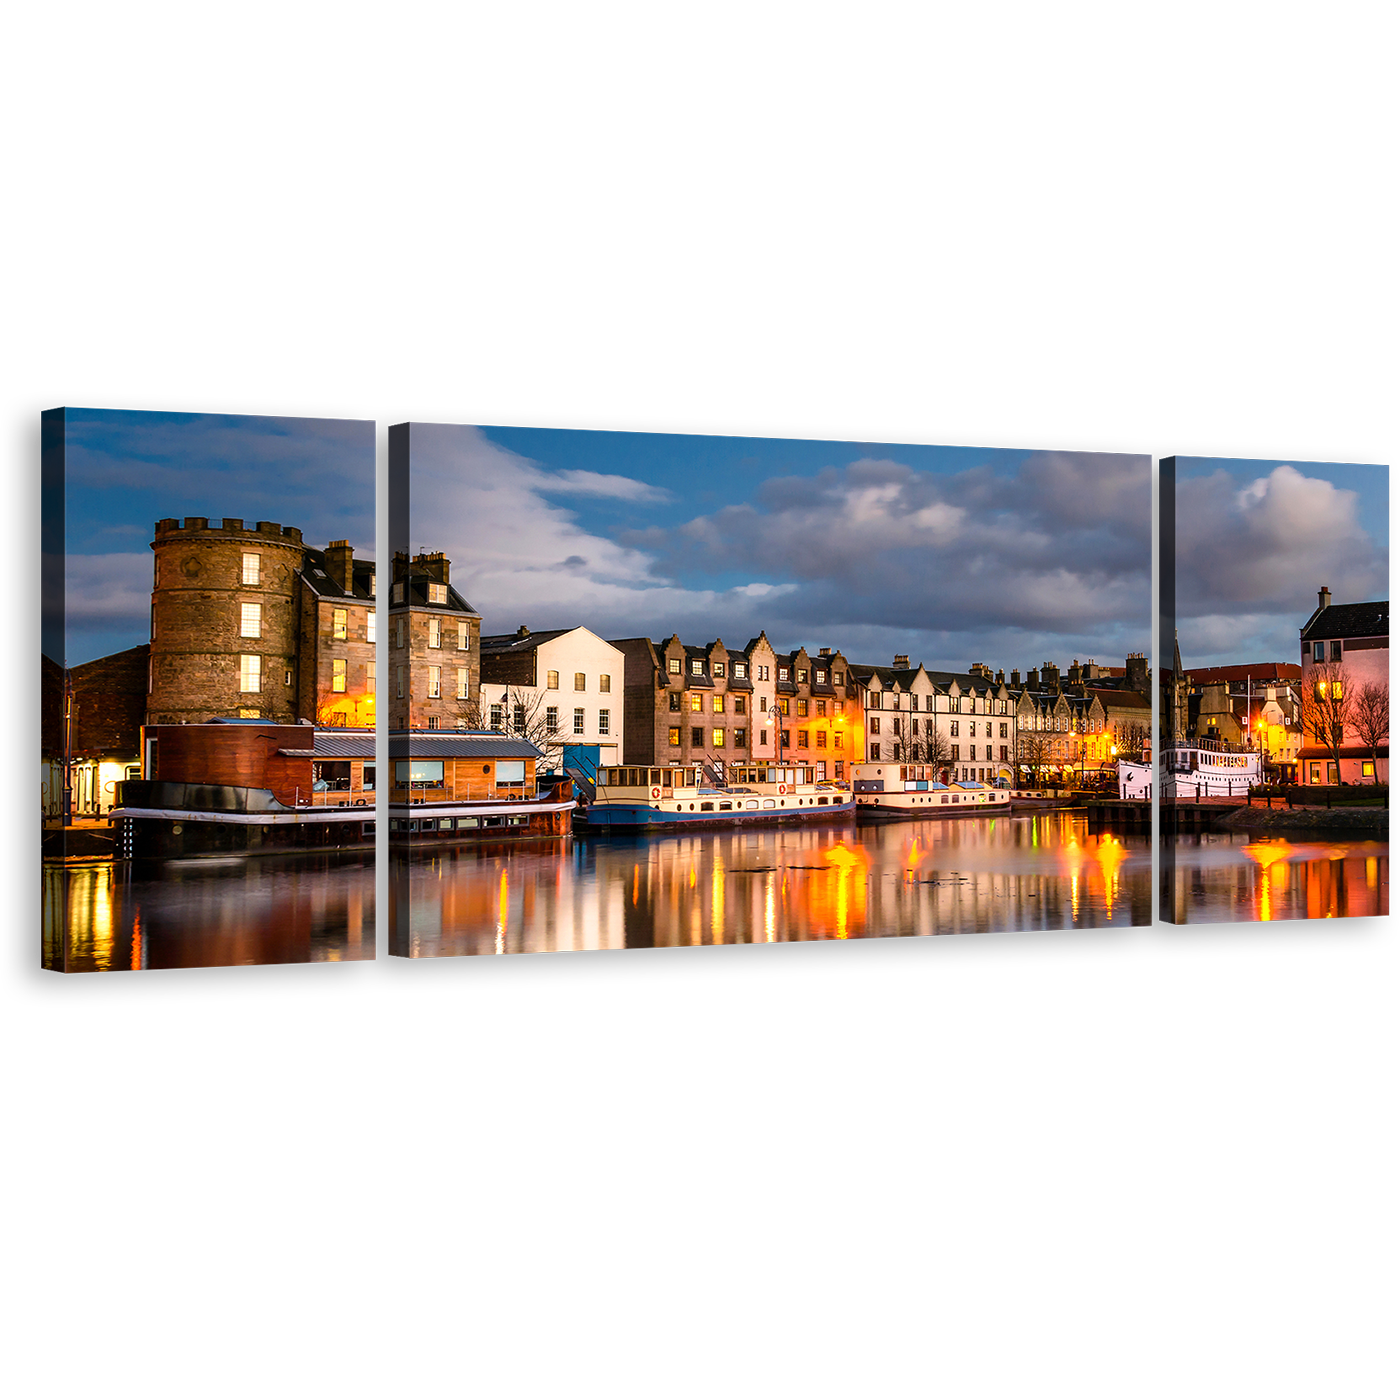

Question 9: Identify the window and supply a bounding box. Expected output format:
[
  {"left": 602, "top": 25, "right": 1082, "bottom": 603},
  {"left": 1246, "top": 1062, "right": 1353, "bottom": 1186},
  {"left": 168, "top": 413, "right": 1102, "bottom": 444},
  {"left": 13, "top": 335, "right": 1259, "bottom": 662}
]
[
  {"left": 778, "top": 667, "right": 789, "bottom": 681},
  {"left": 573, "top": 708, "right": 585, "bottom": 735},
  {"left": 669, "top": 727, "right": 681, "bottom": 747},
  {"left": 455, "top": 668, "right": 467, "bottom": 699},
  {"left": 427, "top": 666, "right": 441, "bottom": 698},
  {"left": 599, "top": 673, "right": 610, "bottom": 693},
  {"left": 691, "top": 727, "right": 704, "bottom": 747},
  {"left": 240, "top": 602, "right": 262, "bottom": 638},
  {"left": 1330, "top": 640, "right": 1343, "bottom": 661},
  {"left": 734, "top": 696, "right": 746, "bottom": 715},
  {"left": 779, "top": 698, "right": 790, "bottom": 716},
  {"left": 690, "top": 693, "right": 702, "bottom": 712},
  {"left": 758, "top": 696, "right": 768, "bottom": 712},
  {"left": 834, "top": 733, "right": 843, "bottom": 748},
  {"left": 797, "top": 729, "right": 809, "bottom": 748},
  {"left": 713, "top": 663, "right": 726, "bottom": 679},
  {"left": 871, "top": 717, "right": 881, "bottom": 735},
  {"left": 363, "top": 765, "right": 375, "bottom": 791},
  {"left": 669, "top": 657, "right": 682, "bottom": 674},
  {"left": 952, "top": 744, "right": 960, "bottom": 761},
  {"left": 427, "top": 716, "right": 439, "bottom": 730},
  {"left": 1000, "top": 722, "right": 1008, "bottom": 738},
  {"left": 712, "top": 728, "right": 725, "bottom": 748},
  {"left": 239, "top": 708, "right": 260, "bottom": 719},
  {"left": 757, "top": 665, "right": 769, "bottom": 681},
  {"left": 668, "top": 691, "right": 681, "bottom": 712},
  {"left": 332, "top": 608, "right": 347, "bottom": 641},
  {"left": 458, "top": 622, "right": 469, "bottom": 651},
  {"left": 816, "top": 731, "right": 827, "bottom": 748},
  {"left": 239, "top": 654, "right": 261, "bottom": 692},
  {"left": 427, "top": 582, "right": 447, "bottom": 605},
  {"left": 1363, "top": 760, "right": 1375, "bottom": 778},
  {"left": 285, "top": 668, "right": 293, "bottom": 686},
  {"left": 332, "top": 659, "right": 347, "bottom": 692},
  {"left": 391, "top": 582, "right": 404, "bottom": 604},
  {"left": 598, "top": 708, "right": 610, "bottom": 735},
  {"left": 712, "top": 694, "right": 724, "bottom": 714},
  {"left": 869, "top": 743, "right": 880, "bottom": 761},
  {"left": 985, "top": 745, "right": 993, "bottom": 761},
  {"left": 689, "top": 659, "right": 702, "bottom": 676},
  {"left": 574, "top": 672, "right": 586, "bottom": 690},
  {"left": 797, "top": 699, "right": 808, "bottom": 717},
  {"left": 950, "top": 720, "right": 959, "bottom": 736},
  {"left": 427, "top": 617, "right": 441, "bottom": 648},
  {"left": 816, "top": 700, "right": 826, "bottom": 717},
  {"left": 734, "top": 728, "right": 746, "bottom": 748},
  {"left": 367, "top": 610, "right": 376, "bottom": 643},
  {"left": 242, "top": 553, "right": 260, "bottom": 585},
  {"left": 367, "top": 661, "right": 376, "bottom": 694},
  {"left": 396, "top": 666, "right": 405, "bottom": 698},
  {"left": 1313, "top": 641, "right": 1325, "bottom": 661},
  {"left": 733, "top": 663, "right": 746, "bottom": 679},
  {"left": 395, "top": 759, "right": 445, "bottom": 786},
  {"left": 541, "top": 670, "right": 558, "bottom": 691},
  {"left": 1000, "top": 746, "right": 1008, "bottom": 761},
  {"left": 396, "top": 617, "right": 405, "bottom": 648},
  {"left": 815, "top": 670, "right": 826, "bottom": 684},
  {"left": 489, "top": 703, "right": 503, "bottom": 728},
  {"left": 1332, "top": 682, "right": 1343, "bottom": 699},
  {"left": 513, "top": 703, "right": 526, "bottom": 729},
  {"left": 545, "top": 706, "right": 558, "bottom": 732},
  {"left": 797, "top": 669, "right": 807, "bottom": 683}
]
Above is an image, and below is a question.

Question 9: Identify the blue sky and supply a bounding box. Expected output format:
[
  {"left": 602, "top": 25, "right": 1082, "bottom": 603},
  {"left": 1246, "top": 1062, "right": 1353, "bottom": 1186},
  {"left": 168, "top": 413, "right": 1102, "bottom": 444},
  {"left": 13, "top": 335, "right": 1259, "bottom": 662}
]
[
  {"left": 407, "top": 424, "right": 1152, "bottom": 676},
  {"left": 1172, "top": 455, "right": 1389, "bottom": 669},
  {"left": 57, "top": 409, "right": 373, "bottom": 664}
]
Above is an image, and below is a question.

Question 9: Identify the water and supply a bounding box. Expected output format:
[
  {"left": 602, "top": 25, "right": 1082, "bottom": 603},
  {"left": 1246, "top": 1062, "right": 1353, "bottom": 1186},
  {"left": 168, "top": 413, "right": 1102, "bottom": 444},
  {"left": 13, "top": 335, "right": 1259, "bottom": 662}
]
[
  {"left": 393, "top": 813, "right": 1151, "bottom": 957},
  {"left": 1166, "top": 833, "right": 1388, "bottom": 923},
  {"left": 44, "top": 852, "right": 376, "bottom": 972}
]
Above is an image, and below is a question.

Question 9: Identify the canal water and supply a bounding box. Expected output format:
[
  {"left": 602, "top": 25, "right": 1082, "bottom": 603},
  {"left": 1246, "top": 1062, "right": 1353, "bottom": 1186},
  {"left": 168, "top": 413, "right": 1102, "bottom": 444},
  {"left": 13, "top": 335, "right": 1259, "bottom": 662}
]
[
  {"left": 44, "top": 852, "right": 376, "bottom": 972},
  {"left": 1166, "top": 832, "right": 1388, "bottom": 924},
  {"left": 394, "top": 812, "right": 1152, "bottom": 957}
]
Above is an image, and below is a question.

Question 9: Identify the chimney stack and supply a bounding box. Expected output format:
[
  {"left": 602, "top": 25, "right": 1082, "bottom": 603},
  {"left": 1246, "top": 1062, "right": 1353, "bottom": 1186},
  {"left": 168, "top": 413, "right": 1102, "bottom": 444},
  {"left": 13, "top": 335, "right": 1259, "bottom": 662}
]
[
  {"left": 1010, "top": 669, "right": 1021, "bottom": 687},
  {"left": 1318, "top": 585, "right": 1331, "bottom": 611},
  {"left": 325, "top": 540, "right": 354, "bottom": 593},
  {"left": 893, "top": 654, "right": 910, "bottom": 669},
  {"left": 413, "top": 550, "right": 450, "bottom": 584}
]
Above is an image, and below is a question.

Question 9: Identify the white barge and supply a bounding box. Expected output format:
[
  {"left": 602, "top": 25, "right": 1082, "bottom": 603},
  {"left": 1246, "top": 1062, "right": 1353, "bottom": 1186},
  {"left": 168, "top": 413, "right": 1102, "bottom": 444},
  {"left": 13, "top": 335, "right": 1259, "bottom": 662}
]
[
  {"left": 1160, "top": 741, "right": 1260, "bottom": 798},
  {"left": 576, "top": 763, "right": 855, "bottom": 831},
  {"left": 851, "top": 762, "right": 1011, "bottom": 818}
]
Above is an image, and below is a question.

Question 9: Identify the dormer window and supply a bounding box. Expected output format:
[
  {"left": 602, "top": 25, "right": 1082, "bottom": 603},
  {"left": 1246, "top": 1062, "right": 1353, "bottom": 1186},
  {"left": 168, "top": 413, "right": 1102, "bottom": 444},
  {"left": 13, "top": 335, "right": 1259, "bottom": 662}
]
[
  {"left": 427, "top": 582, "right": 448, "bottom": 605},
  {"left": 814, "top": 670, "right": 826, "bottom": 684},
  {"left": 391, "top": 582, "right": 404, "bottom": 604},
  {"left": 732, "top": 663, "right": 746, "bottom": 679},
  {"left": 691, "top": 659, "right": 702, "bottom": 675},
  {"left": 713, "top": 662, "right": 726, "bottom": 679},
  {"left": 778, "top": 667, "right": 789, "bottom": 681},
  {"left": 669, "top": 658, "right": 681, "bottom": 674}
]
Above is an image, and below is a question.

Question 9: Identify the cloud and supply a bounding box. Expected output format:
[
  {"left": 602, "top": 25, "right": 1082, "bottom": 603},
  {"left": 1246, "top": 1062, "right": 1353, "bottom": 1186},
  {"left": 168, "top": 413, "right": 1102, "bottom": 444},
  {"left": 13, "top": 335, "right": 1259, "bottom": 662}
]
[
  {"left": 532, "top": 468, "right": 671, "bottom": 502},
  {"left": 64, "top": 553, "right": 152, "bottom": 632},
  {"left": 410, "top": 427, "right": 1152, "bottom": 671}
]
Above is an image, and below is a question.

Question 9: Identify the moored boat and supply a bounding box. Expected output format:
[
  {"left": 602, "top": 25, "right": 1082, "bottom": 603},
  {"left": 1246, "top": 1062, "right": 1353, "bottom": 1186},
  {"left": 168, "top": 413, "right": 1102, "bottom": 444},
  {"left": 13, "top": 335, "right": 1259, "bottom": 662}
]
[
  {"left": 1160, "top": 740, "right": 1260, "bottom": 798},
  {"left": 576, "top": 763, "right": 855, "bottom": 830},
  {"left": 851, "top": 761, "right": 1010, "bottom": 818}
]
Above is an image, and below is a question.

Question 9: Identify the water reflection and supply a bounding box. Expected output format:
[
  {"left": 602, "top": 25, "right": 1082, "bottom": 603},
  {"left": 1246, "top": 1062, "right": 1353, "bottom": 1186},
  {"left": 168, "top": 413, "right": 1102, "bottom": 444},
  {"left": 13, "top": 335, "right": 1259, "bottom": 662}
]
[
  {"left": 44, "top": 854, "right": 376, "bottom": 972},
  {"left": 1169, "top": 834, "right": 1388, "bottom": 923},
  {"left": 393, "top": 813, "right": 1151, "bottom": 957}
]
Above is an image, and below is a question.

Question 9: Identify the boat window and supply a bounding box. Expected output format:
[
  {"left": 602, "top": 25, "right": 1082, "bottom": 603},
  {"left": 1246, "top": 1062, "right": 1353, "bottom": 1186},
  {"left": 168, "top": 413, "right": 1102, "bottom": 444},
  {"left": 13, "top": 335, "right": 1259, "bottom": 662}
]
[
  {"left": 818, "top": 797, "right": 828, "bottom": 805},
  {"left": 762, "top": 799, "right": 776, "bottom": 809},
  {"left": 459, "top": 817, "right": 480, "bottom": 828},
  {"left": 650, "top": 769, "right": 661, "bottom": 785},
  {"left": 438, "top": 818, "right": 453, "bottom": 830},
  {"left": 700, "top": 802, "right": 714, "bottom": 811},
  {"left": 719, "top": 802, "right": 732, "bottom": 811},
  {"left": 746, "top": 800, "right": 758, "bottom": 810}
]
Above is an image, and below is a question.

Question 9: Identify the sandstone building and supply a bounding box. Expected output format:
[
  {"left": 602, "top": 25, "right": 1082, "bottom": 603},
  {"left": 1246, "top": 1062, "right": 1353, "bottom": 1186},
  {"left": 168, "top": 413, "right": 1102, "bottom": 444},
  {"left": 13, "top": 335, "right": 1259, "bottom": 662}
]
[{"left": 387, "top": 549, "right": 481, "bottom": 731}]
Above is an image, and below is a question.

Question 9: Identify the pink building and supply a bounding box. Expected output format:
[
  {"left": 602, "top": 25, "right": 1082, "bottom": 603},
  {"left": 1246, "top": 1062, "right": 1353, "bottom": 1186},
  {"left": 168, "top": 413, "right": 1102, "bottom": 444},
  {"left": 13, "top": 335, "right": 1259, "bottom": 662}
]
[{"left": 1298, "top": 587, "right": 1389, "bottom": 785}]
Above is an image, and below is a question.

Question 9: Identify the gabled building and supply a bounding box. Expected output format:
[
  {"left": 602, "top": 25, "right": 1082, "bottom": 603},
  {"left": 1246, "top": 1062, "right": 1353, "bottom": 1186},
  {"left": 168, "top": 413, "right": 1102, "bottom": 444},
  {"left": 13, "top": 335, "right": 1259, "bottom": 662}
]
[{"left": 1298, "top": 587, "right": 1389, "bottom": 784}]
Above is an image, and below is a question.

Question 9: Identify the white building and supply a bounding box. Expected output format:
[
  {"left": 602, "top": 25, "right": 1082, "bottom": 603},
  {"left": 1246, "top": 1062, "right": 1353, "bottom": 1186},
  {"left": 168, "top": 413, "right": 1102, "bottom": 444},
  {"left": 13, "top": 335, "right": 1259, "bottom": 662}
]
[{"left": 478, "top": 625, "right": 625, "bottom": 773}]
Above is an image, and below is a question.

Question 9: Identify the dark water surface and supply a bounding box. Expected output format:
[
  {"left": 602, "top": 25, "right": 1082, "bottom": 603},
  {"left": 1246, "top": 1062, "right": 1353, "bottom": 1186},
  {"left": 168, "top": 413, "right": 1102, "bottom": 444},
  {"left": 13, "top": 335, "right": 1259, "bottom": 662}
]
[
  {"left": 1167, "top": 832, "right": 1388, "bottom": 923},
  {"left": 395, "top": 813, "right": 1151, "bottom": 957},
  {"left": 45, "top": 852, "right": 376, "bottom": 972}
]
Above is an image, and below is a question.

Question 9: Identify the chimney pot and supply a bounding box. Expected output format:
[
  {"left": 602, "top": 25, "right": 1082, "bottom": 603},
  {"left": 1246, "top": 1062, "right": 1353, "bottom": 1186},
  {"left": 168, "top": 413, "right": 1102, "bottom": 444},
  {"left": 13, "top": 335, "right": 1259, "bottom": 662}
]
[{"left": 1318, "top": 586, "right": 1331, "bottom": 610}]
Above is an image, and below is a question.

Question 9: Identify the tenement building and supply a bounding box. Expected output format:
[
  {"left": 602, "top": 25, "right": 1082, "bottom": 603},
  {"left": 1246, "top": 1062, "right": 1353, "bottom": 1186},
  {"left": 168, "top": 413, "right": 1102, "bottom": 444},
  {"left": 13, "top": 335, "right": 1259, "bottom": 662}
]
[{"left": 387, "top": 550, "right": 481, "bottom": 730}]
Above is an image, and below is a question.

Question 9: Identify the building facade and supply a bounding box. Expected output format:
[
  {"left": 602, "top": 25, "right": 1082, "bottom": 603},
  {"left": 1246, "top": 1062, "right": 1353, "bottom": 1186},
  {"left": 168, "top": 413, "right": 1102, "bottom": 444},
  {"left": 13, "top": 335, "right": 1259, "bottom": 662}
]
[
  {"left": 387, "top": 550, "right": 481, "bottom": 731},
  {"left": 1298, "top": 588, "right": 1389, "bottom": 784},
  {"left": 479, "top": 625, "right": 626, "bottom": 772}
]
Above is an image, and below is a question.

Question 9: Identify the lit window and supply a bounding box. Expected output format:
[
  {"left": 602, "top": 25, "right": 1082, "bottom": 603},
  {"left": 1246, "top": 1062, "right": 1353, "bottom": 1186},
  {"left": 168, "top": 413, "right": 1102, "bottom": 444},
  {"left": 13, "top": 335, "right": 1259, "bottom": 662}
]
[
  {"left": 239, "top": 708, "right": 260, "bottom": 719},
  {"left": 733, "top": 663, "right": 746, "bottom": 679},
  {"left": 598, "top": 708, "right": 610, "bottom": 735},
  {"left": 332, "top": 659, "right": 347, "bottom": 693},
  {"left": 574, "top": 672, "right": 586, "bottom": 690},
  {"left": 712, "top": 695, "right": 724, "bottom": 714},
  {"left": 427, "top": 582, "right": 447, "bottom": 605},
  {"left": 367, "top": 611, "right": 376, "bottom": 643},
  {"left": 797, "top": 669, "right": 807, "bottom": 683},
  {"left": 242, "top": 553, "right": 260, "bottom": 585},
  {"left": 240, "top": 603, "right": 262, "bottom": 638},
  {"left": 690, "top": 694, "right": 702, "bottom": 712},
  {"left": 1363, "top": 760, "right": 1375, "bottom": 777},
  {"left": 489, "top": 703, "right": 503, "bottom": 728},
  {"left": 457, "top": 622, "right": 469, "bottom": 651},
  {"left": 714, "top": 663, "right": 726, "bottom": 679},
  {"left": 779, "top": 698, "right": 790, "bottom": 716},
  {"left": 833, "top": 671, "right": 842, "bottom": 685},
  {"left": 599, "top": 674, "right": 610, "bottom": 693},
  {"left": 367, "top": 661, "right": 376, "bottom": 694},
  {"left": 239, "top": 654, "right": 261, "bottom": 692},
  {"left": 816, "top": 731, "right": 827, "bottom": 748},
  {"left": 712, "top": 728, "right": 724, "bottom": 748},
  {"left": 815, "top": 670, "right": 826, "bottom": 684},
  {"left": 669, "top": 727, "right": 681, "bottom": 747},
  {"left": 668, "top": 692, "right": 681, "bottom": 712},
  {"left": 797, "top": 699, "right": 808, "bottom": 717},
  {"left": 669, "top": 658, "right": 681, "bottom": 674},
  {"left": 546, "top": 707, "right": 559, "bottom": 733},
  {"left": 285, "top": 669, "right": 292, "bottom": 686},
  {"left": 391, "top": 582, "right": 404, "bottom": 604},
  {"left": 691, "top": 660, "right": 702, "bottom": 675},
  {"left": 456, "top": 668, "right": 467, "bottom": 699},
  {"left": 427, "top": 666, "right": 441, "bottom": 698},
  {"left": 333, "top": 608, "right": 347, "bottom": 640},
  {"left": 428, "top": 617, "right": 441, "bottom": 648},
  {"left": 779, "top": 667, "right": 789, "bottom": 681},
  {"left": 574, "top": 708, "right": 585, "bottom": 735},
  {"left": 834, "top": 733, "right": 843, "bottom": 749},
  {"left": 547, "top": 670, "right": 559, "bottom": 689}
]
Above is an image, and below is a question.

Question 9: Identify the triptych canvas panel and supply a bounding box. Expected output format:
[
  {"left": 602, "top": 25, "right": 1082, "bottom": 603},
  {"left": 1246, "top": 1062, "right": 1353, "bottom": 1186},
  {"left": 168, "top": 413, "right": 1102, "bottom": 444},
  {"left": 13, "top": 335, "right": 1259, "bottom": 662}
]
[{"left": 40, "top": 412, "right": 1388, "bottom": 971}]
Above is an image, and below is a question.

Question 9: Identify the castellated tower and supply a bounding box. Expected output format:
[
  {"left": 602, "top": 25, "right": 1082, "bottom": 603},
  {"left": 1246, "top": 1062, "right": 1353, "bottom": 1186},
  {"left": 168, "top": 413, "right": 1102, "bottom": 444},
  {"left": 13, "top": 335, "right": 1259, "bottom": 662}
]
[{"left": 148, "top": 517, "right": 306, "bottom": 724}]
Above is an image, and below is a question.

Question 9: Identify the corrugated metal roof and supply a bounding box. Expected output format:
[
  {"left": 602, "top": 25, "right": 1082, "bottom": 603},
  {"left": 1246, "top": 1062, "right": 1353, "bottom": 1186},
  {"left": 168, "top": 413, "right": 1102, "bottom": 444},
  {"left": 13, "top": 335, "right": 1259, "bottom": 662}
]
[
  {"left": 311, "top": 732, "right": 376, "bottom": 757},
  {"left": 387, "top": 733, "right": 543, "bottom": 758}
]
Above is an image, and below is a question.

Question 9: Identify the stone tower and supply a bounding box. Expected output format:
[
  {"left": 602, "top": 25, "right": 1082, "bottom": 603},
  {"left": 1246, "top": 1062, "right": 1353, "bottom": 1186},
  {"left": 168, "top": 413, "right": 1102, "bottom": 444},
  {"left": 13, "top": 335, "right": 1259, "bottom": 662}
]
[{"left": 148, "top": 517, "right": 306, "bottom": 724}]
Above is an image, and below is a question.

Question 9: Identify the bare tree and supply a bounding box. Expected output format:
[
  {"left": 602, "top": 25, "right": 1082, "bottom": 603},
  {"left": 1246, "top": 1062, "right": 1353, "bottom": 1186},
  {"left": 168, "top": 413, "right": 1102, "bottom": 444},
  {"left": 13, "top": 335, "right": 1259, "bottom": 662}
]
[
  {"left": 1353, "top": 678, "right": 1389, "bottom": 783},
  {"left": 1300, "top": 661, "right": 1353, "bottom": 785},
  {"left": 1115, "top": 718, "right": 1150, "bottom": 760},
  {"left": 456, "top": 685, "right": 567, "bottom": 772},
  {"left": 1017, "top": 731, "right": 1052, "bottom": 789}
]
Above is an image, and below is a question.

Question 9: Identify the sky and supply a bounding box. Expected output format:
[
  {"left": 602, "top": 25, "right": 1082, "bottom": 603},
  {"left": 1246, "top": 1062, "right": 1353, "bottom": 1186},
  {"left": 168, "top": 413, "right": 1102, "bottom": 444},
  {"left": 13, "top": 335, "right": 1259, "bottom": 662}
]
[
  {"left": 56, "top": 409, "right": 374, "bottom": 664},
  {"left": 406, "top": 424, "right": 1152, "bottom": 677},
  {"left": 1172, "top": 456, "right": 1389, "bottom": 669}
]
